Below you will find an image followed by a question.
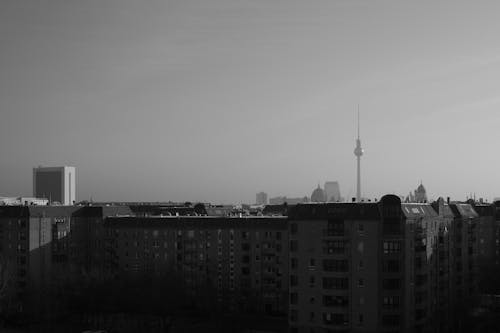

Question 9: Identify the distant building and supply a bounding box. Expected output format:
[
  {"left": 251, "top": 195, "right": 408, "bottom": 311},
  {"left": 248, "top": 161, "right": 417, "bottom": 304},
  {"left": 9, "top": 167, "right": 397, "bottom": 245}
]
[
  {"left": 0, "top": 197, "right": 48, "bottom": 206},
  {"left": 269, "top": 196, "right": 309, "bottom": 205},
  {"left": 414, "top": 183, "right": 428, "bottom": 202},
  {"left": 205, "top": 204, "right": 235, "bottom": 216},
  {"left": 256, "top": 192, "right": 268, "bottom": 205},
  {"left": 33, "top": 166, "right": 76, "bottom": 205},
  {"left": 310, "top": 185, "right": 325, "bottom": 202},
  {"left": 406, "top": 182, "right": 429, "bottom": 203},
  {"left": 324, "top": 181, "right": 341, "bottom": 202}
]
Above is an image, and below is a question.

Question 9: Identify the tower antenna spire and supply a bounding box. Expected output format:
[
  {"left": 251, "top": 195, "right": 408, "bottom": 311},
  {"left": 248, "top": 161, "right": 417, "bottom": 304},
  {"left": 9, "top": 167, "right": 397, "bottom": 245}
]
[{"left": 357, "top": 104, "right": 360, "bottom": 140}]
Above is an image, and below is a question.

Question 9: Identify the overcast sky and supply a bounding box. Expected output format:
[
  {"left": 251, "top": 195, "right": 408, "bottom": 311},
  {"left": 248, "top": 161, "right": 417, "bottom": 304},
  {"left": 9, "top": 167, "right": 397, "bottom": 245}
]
[{"left": 1, "top": 0, "right": 500, "bottom": 203}]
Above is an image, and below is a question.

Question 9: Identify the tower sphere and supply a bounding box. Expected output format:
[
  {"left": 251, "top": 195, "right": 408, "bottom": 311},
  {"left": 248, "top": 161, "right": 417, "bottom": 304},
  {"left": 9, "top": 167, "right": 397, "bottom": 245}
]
[{"left": 354, "top": 145, "right": 364, "bottom": 156}]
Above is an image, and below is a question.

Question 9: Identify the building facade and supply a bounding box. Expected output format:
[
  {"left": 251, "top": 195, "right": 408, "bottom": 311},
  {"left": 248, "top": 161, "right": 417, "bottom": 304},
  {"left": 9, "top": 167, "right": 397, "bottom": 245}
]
[
  {"left": 104, "top": 216, "right": 289, "bottom": 316},
  {"left": 0, "top": 195, "right": 486, "bottom": 331},
  {"left": 287, "top": 195, "right": 479, "bottom": 333},
  {"left": 0, "top": 205, "right": 131, "bottom": 318}
]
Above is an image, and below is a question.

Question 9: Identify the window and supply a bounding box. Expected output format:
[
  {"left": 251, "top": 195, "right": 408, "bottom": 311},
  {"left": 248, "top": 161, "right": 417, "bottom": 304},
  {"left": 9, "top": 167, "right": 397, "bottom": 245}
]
[
  {"left": 309, "top": 258, "right": 316, "bottom": 267},
  {"left": 323, "top": 313, "right": 348, "bottom": 325},
  {"left": 324, "top": 240, "right": 346, "bottom": 254},
  {"left": 322, "top": 277, "right": 348, "bottom": 290},
  {"left": 383, "top": 296, "right": 400, "bottom": 309},
  {"left": 327, "top": 220, "right": 344, "bottom": 236},
  {"left": 359, "top": 260, "right": 364, "bottom": 269},
  {"left": 358, "top": 278, "right": 364, "bottom": 287},
  {"left": 382, "top": 315, "right": 400, "bottom": 326},
  {"left": 358, "top": 223, "right": 364, "bottom": 232},
  {"left": 323, "top": 295, "right": 348, "bottom": 307},
  {"left": 290, "top": 240, "right": 298, "bottom": 252},
  {"left": 290, "top": 309, "right": 298, "bottom": 322},
  {"left": 383, "top": 241, "right": 401, "bottom": 254},
  {"left": 290, "top": 292, "right": 298, "bottom": 305},
  {"left": 290, "top": 275, "right": 298, "bottom": 287},
  {"left": 291, "top": 258, "right": 298, "bottom": 269},
  {"left": 359, "top": 314, "right": 364, "bottom": 325},
  {"left": 309, "top": 275, "right": 315, "bottom": 287},
  {"left": 323, "top": 259, "right": 348, "bottom": 272},
  {"left": 383, "top": 278, "right": 401, "bottom": 290},
  {"left": 291, "top": 223, "right": 298, "bottom": 235},
  {"left": 416, "top": 274, "right": 427, "bottom": 286},
  {"left": 383, "top": 260, "right": 400, "bottom": 272}
]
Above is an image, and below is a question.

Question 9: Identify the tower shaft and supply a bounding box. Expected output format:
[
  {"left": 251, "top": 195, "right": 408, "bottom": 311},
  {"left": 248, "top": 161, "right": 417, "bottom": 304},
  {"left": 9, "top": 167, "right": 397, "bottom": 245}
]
[{"left": 356, "top": 156, "right": 361, "bottom": 202}]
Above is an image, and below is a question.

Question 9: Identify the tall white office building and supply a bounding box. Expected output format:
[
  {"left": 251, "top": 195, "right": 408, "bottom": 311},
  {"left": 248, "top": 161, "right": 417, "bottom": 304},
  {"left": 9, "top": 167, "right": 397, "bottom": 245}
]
[{"left": 33, "top": 166, "right": 76, "bottom": 205}]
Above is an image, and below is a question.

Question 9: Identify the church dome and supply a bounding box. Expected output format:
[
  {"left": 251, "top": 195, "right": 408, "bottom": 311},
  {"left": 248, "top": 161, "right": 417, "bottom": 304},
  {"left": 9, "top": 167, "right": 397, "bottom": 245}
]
[
  {"left": 311, "top": 185, "right": 326, "bottom": 202},
  {"left": 414, "top": 182, "right": 428, "bottom": 203},
  {"left": 417, "top": 183, "right": 426, "bottom": 193}
]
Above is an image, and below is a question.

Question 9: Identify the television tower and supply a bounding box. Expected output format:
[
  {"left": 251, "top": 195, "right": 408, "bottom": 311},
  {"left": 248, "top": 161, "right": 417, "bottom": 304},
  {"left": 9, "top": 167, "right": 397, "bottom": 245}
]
[{"left": 354, "top": 107, "right": 364, "bottom": 202}]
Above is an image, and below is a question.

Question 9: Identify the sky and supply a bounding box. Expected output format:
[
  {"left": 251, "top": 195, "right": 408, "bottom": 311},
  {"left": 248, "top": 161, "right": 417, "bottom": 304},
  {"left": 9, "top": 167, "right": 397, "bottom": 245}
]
[{"left": 1, "top": 0, "right": 500, "bottom": 203}]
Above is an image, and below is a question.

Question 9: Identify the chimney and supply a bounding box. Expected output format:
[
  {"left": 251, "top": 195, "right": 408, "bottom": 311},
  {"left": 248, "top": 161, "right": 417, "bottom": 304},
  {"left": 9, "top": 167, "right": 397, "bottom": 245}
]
[
  {"left": 352, "top": 197, "right": 356, "bottom": 203},
  {"left": 446, "top": 197, "right": 450, "bottom": 204}
]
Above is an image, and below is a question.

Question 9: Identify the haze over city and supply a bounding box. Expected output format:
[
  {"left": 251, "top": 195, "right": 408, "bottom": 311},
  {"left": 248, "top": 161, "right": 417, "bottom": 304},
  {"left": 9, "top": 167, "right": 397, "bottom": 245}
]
[{"left": 1, "top": 0, "right": 500, "bottom": 203}]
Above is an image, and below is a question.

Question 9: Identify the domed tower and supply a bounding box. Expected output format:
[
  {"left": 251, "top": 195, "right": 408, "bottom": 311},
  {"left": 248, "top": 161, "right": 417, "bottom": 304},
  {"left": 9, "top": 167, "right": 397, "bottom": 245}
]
[
  {"left": 311, "top": 184, "right": 326, "bottom": 202},
  {"left": 415, "top": 182, "right": 428, "bottom": 203},
  {"left": 354, "top": 109, "right": 364, "bottom": 202}
]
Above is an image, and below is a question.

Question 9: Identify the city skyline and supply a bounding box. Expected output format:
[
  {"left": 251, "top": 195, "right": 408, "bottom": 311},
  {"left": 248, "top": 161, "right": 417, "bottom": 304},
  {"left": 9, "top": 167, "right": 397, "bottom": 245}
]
[{"left": 2, "top": 1, "right": 500, "bottom": 203}]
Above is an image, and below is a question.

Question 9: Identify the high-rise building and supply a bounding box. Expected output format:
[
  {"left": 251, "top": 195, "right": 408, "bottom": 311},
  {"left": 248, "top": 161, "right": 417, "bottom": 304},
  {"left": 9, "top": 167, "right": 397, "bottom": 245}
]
[
  {"left": 33, "top": 166, "right": 76, "bottom": 205},
  {"left": 324, "top": 181, "right": 341, "bottom": 202},
  {"left": 256, "top": 192, "right": 268, "bottom": 205}
]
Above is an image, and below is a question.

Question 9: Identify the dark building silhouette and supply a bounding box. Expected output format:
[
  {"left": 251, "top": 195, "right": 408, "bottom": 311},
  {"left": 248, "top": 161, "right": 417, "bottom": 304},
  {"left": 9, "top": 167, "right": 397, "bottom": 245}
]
[
  {"left": 104, "top": 216, "right": 289, "bottom": 315},
  {"left": 0, "top": 195, "right": 497, "bottom": 332},
  {"left": 287, "top": 195, "right": 479, "bottom": 333}
]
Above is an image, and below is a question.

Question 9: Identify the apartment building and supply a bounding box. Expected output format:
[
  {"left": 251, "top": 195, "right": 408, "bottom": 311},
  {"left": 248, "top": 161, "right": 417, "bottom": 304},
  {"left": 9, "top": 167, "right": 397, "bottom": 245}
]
[
  {"left": 287, "top": 195, "right": 479, "bottom": 333},
  {"left": 472, "top": 201, "right": 500, "bottom": 293},
  {"left": 0, "top": 197, "right": 483, "bottom": 331},
  {"left": 104, "top": 215, "right": 289, "bottom": 315},
  {"left": 0, "top": 205, "right": 131, "bottom": 318}
]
